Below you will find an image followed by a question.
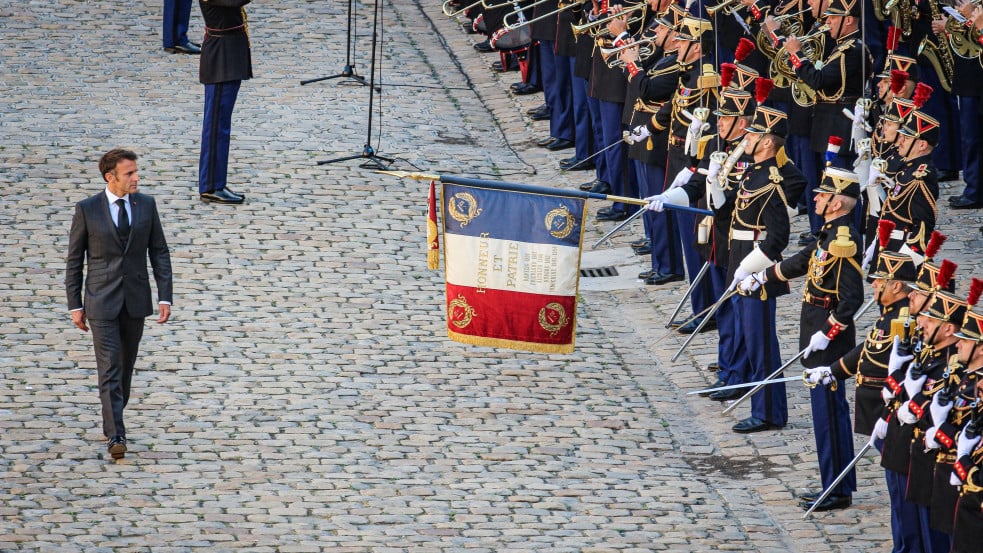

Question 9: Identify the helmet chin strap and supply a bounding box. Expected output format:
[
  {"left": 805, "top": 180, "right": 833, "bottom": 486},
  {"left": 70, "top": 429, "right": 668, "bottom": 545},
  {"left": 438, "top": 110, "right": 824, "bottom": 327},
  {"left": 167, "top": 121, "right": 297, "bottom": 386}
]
[{"left": 901, "top": 136, "right": 916, "bottom": 159}]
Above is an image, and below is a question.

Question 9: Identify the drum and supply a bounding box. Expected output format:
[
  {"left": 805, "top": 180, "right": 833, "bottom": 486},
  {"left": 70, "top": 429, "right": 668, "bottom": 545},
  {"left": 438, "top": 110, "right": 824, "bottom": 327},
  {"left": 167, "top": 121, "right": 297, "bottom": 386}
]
[{"left": 490, "top": 25, "right": 532, "bottom": 51}]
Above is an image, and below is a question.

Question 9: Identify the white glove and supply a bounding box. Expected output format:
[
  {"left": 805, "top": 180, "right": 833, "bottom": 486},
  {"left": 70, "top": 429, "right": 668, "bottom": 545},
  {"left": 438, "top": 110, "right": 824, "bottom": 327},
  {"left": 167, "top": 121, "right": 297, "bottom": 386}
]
[
  {"left": 850, "top": 102, "right": 869, "bottom": 148},
  {"left": 861, "top": 239, "right": 877, "bottom": 273},
  {"left": 668, "top": 167, "right": 695, "bottom": 190},
  {"left": 902, "top": 368, "right": 927, "bottom": 403},
  {"left": 683, "top": 111, "right": 710, "bottom": 157},
  {"left": 925, "top": 395, "right": 954, "bottom": 450},
  {"left": 866, "top": 180, "right": 885, "bottom": 218},
  {"left": 805, "top": 365, "right": 834, "bottom": 386},
  {"left": 855, "top": 158, "right": 871, "bottom": 191},
  {"left": 867, "top": 163, "right": 884, "bottom": 191},
  {"left": 802, "top": 330, "right": 831, "bottom": 359},
  {"left": 625, "top": 125, "right": 651, "bottom": 145},
  {"left": 706, "top": 156, "right": 723, "bottom": 185},
  {"left": 888, "top": 336, "right": 914, "bottom": 374},
  {"left": 872, "top": 417, "right": 889, "bottom": 441},
  {"left": 644, "top": 194, "right": 667, "bottom": 212},
  {"left": 855, "top": 138, "right": 872, "bottom": 163},
  {"left": 733, "top": 267, "right": 752, "bottom": 283},
  {"left": 738, "top": 271, "right": 766, "bottom": 294},
  {"left": 896, "top": 400, "right": 918, "bottom": 425},
  {"left": 958, "top": 429, "right": 982, "bottom": 459}
]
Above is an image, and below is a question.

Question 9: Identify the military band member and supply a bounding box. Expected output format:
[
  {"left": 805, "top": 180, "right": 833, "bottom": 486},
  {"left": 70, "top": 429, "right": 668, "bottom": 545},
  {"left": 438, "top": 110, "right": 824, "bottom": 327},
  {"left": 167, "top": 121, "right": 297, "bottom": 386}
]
[
  {"left": 948, "top": 324, "right": 983, "bottom": 552},
  {"left": 725, "top": 103, "right": 805, "bottom": 433},
  {"left": 744, "top": 166, "right": 864, "bottom": 511}
]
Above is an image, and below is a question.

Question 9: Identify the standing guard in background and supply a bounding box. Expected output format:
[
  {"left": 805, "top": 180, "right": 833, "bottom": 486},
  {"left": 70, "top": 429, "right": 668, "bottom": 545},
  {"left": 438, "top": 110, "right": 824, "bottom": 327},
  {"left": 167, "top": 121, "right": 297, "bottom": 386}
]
[
  {"left": 532, "top": 0, "right": 576, "bottom": 152},
  {"left": 941, "top": 2, "right": 983, "bottom": 210},
  {"left": 725, "top": 102, "right": 803, "bottom": 433},
  {"left": 743, "top": 166, "right": 864, "bottom": 511}
]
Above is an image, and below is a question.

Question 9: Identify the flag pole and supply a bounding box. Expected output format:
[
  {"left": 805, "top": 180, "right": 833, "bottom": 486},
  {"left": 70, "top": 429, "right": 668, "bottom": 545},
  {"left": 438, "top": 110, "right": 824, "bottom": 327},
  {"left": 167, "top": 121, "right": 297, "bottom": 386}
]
[{"left": 380, "top": 171, "right": 714, "bottom": 217}]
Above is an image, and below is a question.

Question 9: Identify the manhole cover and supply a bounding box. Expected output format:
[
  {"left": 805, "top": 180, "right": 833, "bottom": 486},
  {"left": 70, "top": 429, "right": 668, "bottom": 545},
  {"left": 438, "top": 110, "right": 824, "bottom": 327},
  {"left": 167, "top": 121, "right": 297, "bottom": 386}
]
[{"left": 580, "top": 266, "right": 619, "bottom": 278}]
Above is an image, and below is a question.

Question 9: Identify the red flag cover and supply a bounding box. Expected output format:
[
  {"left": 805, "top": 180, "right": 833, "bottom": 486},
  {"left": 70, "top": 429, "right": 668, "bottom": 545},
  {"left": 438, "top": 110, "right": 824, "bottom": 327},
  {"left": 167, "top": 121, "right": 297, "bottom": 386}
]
[
  {"left": 440, "top": 183, "right": 587, "bottom": 353},
  {"left": 427, "top": 180, "right": 439, "bottom": 270}
]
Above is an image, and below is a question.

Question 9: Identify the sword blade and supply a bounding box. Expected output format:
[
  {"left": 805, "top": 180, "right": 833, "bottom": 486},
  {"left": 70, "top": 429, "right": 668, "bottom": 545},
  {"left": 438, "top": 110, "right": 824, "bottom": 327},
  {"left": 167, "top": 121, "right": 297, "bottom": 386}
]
[
  {"left": 722, "top": 347, "right": 808, "bottom": 415},
  {"left": 671, "top": 287, "right": 737, "bottom": 362},
  {"left": 560, "top": 137, "right": 624, "bottom": 172},
  {"left": 802, "top": 440, "right": 874, "bottom": 519},
  {"left": 666, "top": 262, "right": 710, "bottom": 328},
  {"left": 592, "top": 208, "right": 646, "bottom": 249},
  {"left": 687, "top": 375, "right": 801, "bottom": 396}
]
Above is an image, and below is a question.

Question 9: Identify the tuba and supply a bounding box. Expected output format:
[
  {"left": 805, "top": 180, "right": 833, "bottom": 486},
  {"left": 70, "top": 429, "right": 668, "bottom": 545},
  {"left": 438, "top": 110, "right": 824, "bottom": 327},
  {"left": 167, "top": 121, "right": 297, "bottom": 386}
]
[{"left": 771, "top": 25, "right": 828, "bottom": 106}]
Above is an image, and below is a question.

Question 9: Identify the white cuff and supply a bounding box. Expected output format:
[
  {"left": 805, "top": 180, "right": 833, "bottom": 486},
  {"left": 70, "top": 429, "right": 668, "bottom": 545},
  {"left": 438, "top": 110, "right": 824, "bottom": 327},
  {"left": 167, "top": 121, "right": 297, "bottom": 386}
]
[
  {"left": 662, "top": 187, "right": 690, "bottom": 207},
  {"left": 739, "top": 247, "right": 774, "bottom": 274}
]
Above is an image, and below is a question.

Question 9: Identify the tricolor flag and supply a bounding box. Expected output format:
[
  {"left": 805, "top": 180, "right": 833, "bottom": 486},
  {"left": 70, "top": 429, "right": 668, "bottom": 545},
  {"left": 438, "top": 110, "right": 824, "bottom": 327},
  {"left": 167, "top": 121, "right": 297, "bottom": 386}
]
[{"left": 440, "top": 183, "right": 586, "bottom": 353}]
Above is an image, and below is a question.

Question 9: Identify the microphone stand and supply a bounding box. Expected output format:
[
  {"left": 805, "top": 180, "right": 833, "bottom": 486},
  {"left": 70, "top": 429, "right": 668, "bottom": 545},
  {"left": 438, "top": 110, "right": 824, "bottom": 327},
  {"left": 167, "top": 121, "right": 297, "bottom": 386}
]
[
  {"left": 317, "top": 0, "right": 393, "bottom": 170},
  {"left": 300, "top": 0, "right": 372, "bottom": 88}
]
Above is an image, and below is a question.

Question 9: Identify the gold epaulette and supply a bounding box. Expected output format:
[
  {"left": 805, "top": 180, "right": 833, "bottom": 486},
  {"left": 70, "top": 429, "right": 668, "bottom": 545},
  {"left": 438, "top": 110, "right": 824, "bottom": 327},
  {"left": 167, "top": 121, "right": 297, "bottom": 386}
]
[
  {"left": 696, "top": 64, "right": 720, "bottom": 90},
  {"left": 776, "top": 146, "right": 789, "bottom": 168},
  {"left": 697, "top": 134, "right": 714, "bottom": 160},
  {"left": 827, "top": 226, "right": 857, "bottom": 258},
  {"left": 888, "top": 307, "right": 912, "bottom": 341}
]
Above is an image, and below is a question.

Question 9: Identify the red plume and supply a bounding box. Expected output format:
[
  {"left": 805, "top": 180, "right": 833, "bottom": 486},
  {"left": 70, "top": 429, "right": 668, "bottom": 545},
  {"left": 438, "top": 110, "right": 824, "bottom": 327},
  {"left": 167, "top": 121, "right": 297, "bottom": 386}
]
[
  {"left": 755, "top": 77, "right": 774, "bottom": 104},
  {"left": 720, "top": 63, "right": 736, "bottom": 88},
  {"left": 735, "top": 38, "right": 755, "bottom": 62},
  {"left": 968, "top": 278, "right": 983, "bottom": 307},
  {"left": 938, "top": 259, "right": 957, "bottom": 291},
  {"left": 828, "top": 135, "right": 844, "bottom": 147},
  {"left": 877, "top": 219, "right": 896, "bottom": 249},
  {"left": 924, "top": 231, "right": 947, "bottom": 261},
  {"left": 913, "top": 83, "right": 933, "bottom": 108},
  {"left": 890, "top": 70, "right": 908, "bottom": 95},
  {"left": 886, "top": 26, "right": 900, "bottom": 52}
]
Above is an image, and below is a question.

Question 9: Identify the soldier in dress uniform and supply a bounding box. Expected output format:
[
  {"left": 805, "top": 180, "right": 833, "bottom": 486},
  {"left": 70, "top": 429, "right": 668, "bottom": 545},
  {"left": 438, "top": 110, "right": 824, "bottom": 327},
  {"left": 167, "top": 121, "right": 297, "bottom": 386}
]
[
  {"left": 920, "top": 280, "right": 983, "bottom": 536},
  {"left": 948, "top": 316, "right": 983, "bottom": 552},
  {"left": 622, "top": 5, "right": 688, "bottom": 285},
  {"left": 197, "top": 0, "right": 252, "bottom": 205},
  {"left": 743, "top": 166, "right": 864, "bottom": 511},
  {"left": 784, "top": 0, "right": 871, "bottom": 195},
  {"left": 884, "top": 280, "right": 965, "bottom": 553},
  {"left": 724, "top": 103, "right": 804, "bottom": 433},
  {"left": 645, "top": 85, "right": 758, "bottom": 396},
  {"left": 651, "top": 16, "right": 719, "bottom": 331}
]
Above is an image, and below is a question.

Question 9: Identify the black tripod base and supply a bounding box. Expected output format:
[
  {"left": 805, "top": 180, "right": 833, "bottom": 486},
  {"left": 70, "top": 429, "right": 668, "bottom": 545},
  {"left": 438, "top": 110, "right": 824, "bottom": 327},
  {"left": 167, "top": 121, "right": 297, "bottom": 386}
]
[
  {"left": 317, "top": 144, "right": 394, "bottom": 170},
  {"left": 300, "top": 64, "right": 373, "bottom": 88}
]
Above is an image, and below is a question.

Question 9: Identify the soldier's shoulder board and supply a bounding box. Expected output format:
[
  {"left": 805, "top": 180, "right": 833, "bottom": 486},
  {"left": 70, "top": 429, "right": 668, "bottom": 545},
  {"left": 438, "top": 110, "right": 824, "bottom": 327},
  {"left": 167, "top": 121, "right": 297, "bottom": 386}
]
[
  {"left": 913, "top": 164, "right": 929, "bottom": 179},
  {"left": 697, "top": 135, "right": 715, "bottom": 160}
]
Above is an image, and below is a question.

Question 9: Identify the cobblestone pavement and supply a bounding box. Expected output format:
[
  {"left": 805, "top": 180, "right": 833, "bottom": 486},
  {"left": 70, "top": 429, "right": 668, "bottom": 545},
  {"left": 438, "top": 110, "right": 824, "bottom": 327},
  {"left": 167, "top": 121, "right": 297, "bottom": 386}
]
[{"left": 2, "top": 1, "right": 983, "bottom": 551}]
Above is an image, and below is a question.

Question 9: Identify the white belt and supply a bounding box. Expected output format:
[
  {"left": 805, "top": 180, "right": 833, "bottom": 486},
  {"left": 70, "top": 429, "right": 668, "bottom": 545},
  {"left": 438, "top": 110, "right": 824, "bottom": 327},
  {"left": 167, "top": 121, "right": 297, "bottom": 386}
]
[
  {"left": 890, "top": 229, "right": 905, "bottom": 240},
  {"left": 731, "top": 230, "right": 767, "bottom": 241}
]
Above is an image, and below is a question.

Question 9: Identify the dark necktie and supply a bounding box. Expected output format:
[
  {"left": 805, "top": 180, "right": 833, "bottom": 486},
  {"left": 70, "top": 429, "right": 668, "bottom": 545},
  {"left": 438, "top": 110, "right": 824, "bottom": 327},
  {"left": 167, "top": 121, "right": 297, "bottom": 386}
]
[{"left": 116, "top": 198, "right": 130, "bottom": 243}]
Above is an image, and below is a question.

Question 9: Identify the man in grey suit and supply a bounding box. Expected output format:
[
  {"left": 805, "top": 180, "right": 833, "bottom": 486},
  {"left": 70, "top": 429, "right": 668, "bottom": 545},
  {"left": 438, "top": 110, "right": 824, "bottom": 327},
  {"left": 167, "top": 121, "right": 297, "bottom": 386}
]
[{"left": 66, "top": 148, "right": 173, "bottom": 460}]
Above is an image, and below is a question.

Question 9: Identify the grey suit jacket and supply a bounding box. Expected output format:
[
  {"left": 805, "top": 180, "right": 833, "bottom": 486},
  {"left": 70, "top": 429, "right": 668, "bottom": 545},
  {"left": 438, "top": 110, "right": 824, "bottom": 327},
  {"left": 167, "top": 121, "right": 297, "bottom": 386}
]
[{"left": 65, "top": 191, "right": 173, "bottom": 319}]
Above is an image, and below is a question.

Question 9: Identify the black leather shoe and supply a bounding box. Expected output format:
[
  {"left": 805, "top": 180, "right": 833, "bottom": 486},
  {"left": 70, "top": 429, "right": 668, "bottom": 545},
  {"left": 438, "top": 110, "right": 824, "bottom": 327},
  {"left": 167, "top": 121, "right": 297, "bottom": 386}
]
[
  {"left": 108, "top": 436, "right": 127, "bottom": 459},
  {"left": 462, "top": 22, "right": 479, "bottom": 34},
  {"left": 526, "top": 103, "right": 548, "bottom": 115},
  {"left": 677, "top": 316, "right": 716, "bottom": 333},
  {"left": 630, "top": 238, "right": 649, "bottom": 248},
  {"left": 596, "top": 209, "right": 629, "bottom": 222},
  {"left": 491, "top": 59, "right": 518, "bottom": 72},
  {"left": 645, "top": 273, "right": 685, "bottom": 285},
  {"left": 166, "top": 42, "right": 201, "bottom": 54},
  {"left": 798, "top": 490, "right": 822, "bottom": 502},
  {"left": 579, "top": 178, "right": 600, "bottom": 191},
  {"left": 474, "top": 40, "right": 494, "bottom": 52},
  {"left": 546, "top": 138, "right": 575, "bottom": 151},
  {"left": 938, "top": 170, "right": 960, "bottom": 182},
  {"left": 511, "top": 82, "right": 542, "bottom": 95},
  {"left": 732, "top": 417, "right": 782, "bottom": 433},
  {"left": 201, "top": 189, "right": 245, "bottom": 204},
  {"left": 589, "top": 181, "right": 611, "bottom": 194},
  {"left": 638, "top": 269, "right": 656, "bottom": 280},
  {"left": 634, "top": 244, "right": 652, "bottom": 255},
  {"left": 560, "top": 158, "right": 595, "bottom": 171},
  {"left": 706, "top": 363, "right": 719, "bottom": 371},
  {"left": 798, "top": 230, "right": 814, "bottom": 240},
  {"left": 949, "top": 196, "right": 980, "bottom": 209},
  {"left": 223, "top": 187, "right": 245, "bottom": 200},
  {"left": 709, "top": 387, "right": 743, "bottom": 401},
  {"left": 537, "top": 136, "right": 557, "bottom": 147},
  {"left": 800, "top": 494, "right": 852, "bottom": 512},
  {"left": 529, "top": 109, "right": 551, "bottom": 121},
  {"left": 698, "top": 379, "right": 727, "bottom": 397}
]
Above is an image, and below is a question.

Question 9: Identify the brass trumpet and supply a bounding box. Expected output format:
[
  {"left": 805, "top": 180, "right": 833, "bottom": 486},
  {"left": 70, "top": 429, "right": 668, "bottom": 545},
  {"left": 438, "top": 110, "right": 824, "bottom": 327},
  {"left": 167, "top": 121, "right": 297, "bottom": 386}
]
[
  {"left": 570, "top": 1, "right": 647, "bottom": 38},
  {"left": 442, "top": 0, "right": 484, "bottom": 17},
  {"left": 706, "top": 0, "right": 742, "bottom": 16},
  {"left": 600, "top": 36, "right": 659, "bottom": 67},
  {"left": 503, "top": 0, "right": 587, "bottom": 30}
]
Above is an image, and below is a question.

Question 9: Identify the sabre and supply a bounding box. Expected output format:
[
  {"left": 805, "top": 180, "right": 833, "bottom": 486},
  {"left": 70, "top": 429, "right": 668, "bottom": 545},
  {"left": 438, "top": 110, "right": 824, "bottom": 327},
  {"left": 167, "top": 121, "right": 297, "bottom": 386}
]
[
  {"left": 666, "top": 262, "right": 710, "bottom": 328},
  {"left": 559, "top": 137, "right": 626, "bottom": 172},
  {"left": 802, "top": 440, "right": 874, "bottom": 519},
  {"left": 670, "top": 287, "right": 738, "bottom": 362},
  {"left": 721, "top": 346, "right": 809, "bottom": 415},
  {"left": 592, "top": 208, "right": 646, "bottom": 249},
  {"left": 688, "top": 374, "right": 803, "bottom": 395},
  {"left": 854, "top": 296, "right": 876, "bottom": 321}
]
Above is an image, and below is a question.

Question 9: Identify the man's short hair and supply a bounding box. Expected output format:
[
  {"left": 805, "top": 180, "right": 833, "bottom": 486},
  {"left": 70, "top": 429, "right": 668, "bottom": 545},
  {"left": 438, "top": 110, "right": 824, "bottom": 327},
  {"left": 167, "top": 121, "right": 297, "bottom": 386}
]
[{"left": 99, "top": 149, "right": 138, "bottom": 181}]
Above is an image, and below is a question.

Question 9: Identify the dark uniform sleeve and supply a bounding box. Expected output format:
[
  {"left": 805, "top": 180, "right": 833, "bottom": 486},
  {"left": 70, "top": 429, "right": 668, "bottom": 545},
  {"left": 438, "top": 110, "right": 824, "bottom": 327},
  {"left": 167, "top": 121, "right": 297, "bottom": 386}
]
[
  {"left": 793, "top": 40, "right": 861, "bottom": 97},
  {"left": 831, "top": 342, "right": 864, "bottom": 379},
  {"left": 767, "top": 243, "right": 812, "bottom": 282},
  {"left": 827, "top": 238, "right": 864, "bottom": 329},
  {"left": 758, "top": 191, "right": 791, "bottom": 261},
  {"left": 779, "top": 161, "right": 808, "bottom": 209}
]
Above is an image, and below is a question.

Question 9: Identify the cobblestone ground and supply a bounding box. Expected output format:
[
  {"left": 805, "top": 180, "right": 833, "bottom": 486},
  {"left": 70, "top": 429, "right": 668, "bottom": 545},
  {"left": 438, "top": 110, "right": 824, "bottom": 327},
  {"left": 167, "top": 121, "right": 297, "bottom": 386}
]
[{"left": 2, "top": 1, "right": 983, "bottom": 552}]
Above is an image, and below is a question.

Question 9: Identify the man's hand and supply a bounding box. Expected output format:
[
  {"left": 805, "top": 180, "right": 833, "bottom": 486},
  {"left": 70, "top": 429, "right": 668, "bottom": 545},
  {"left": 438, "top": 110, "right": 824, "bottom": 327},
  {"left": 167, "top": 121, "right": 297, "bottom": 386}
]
[
  {"left": 157, "top": 303, "right": 171, "bottom": 324},
  {"left": 784, "top": 35, "right": 801, "bottom": 56},
  {"left": 620, "top": 45, "right": 639, "bottom": 65},
  {"left": 763, "top": 14, "right": 780, "bottom": 33},
  {"left": 804, "top": 365, "right": 833, "bottom": 386},
  {"left": 625, "top": 125, "right": 651, "bottom": 144},
  {"left": 871, "top": 418, "right": 889, "bottom": 441},
  {"left": 802, "top": 330, "right": 831, "bottom": 359},
  {"left": 644, "top": 194, "right": 668, "bottom": 212},
  {"left": 71, "top": 309, "right": 89, "bottom": 332}
]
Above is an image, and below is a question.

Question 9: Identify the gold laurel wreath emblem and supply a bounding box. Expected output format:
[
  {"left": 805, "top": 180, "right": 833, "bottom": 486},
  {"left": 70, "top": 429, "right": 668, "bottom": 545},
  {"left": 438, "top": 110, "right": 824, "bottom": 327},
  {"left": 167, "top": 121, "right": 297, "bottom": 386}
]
[
  {"left": 448, "top": 294, "right": 477, "bottom": 329},
  {"left": 447, "top": 192, "right": 482, "bottom": 227},
  {"left": 545, "top": 205, "right": 577, "bottom": 240},
  {"left": 538, "top": 302, "right": 570, "bottom": 337}
]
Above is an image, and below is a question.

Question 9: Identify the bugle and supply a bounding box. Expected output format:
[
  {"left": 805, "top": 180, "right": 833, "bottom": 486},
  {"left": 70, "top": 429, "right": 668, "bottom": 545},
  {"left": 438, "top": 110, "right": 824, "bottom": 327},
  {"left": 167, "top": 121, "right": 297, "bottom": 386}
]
[
  {"left": 503, "top": 0, "right": 587, "bottom": 30},
  {"left": 600, "top": 36, "right": 658, "bottom": 67},
  {"left": 706, "top": 0, "right": 741, "bottom": 16},
  {"left": 443, "top": 0, "right": 485, "bottom": 17},
  {"left": 570, "top": 1, "right": 647, "bottom": 38}
]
